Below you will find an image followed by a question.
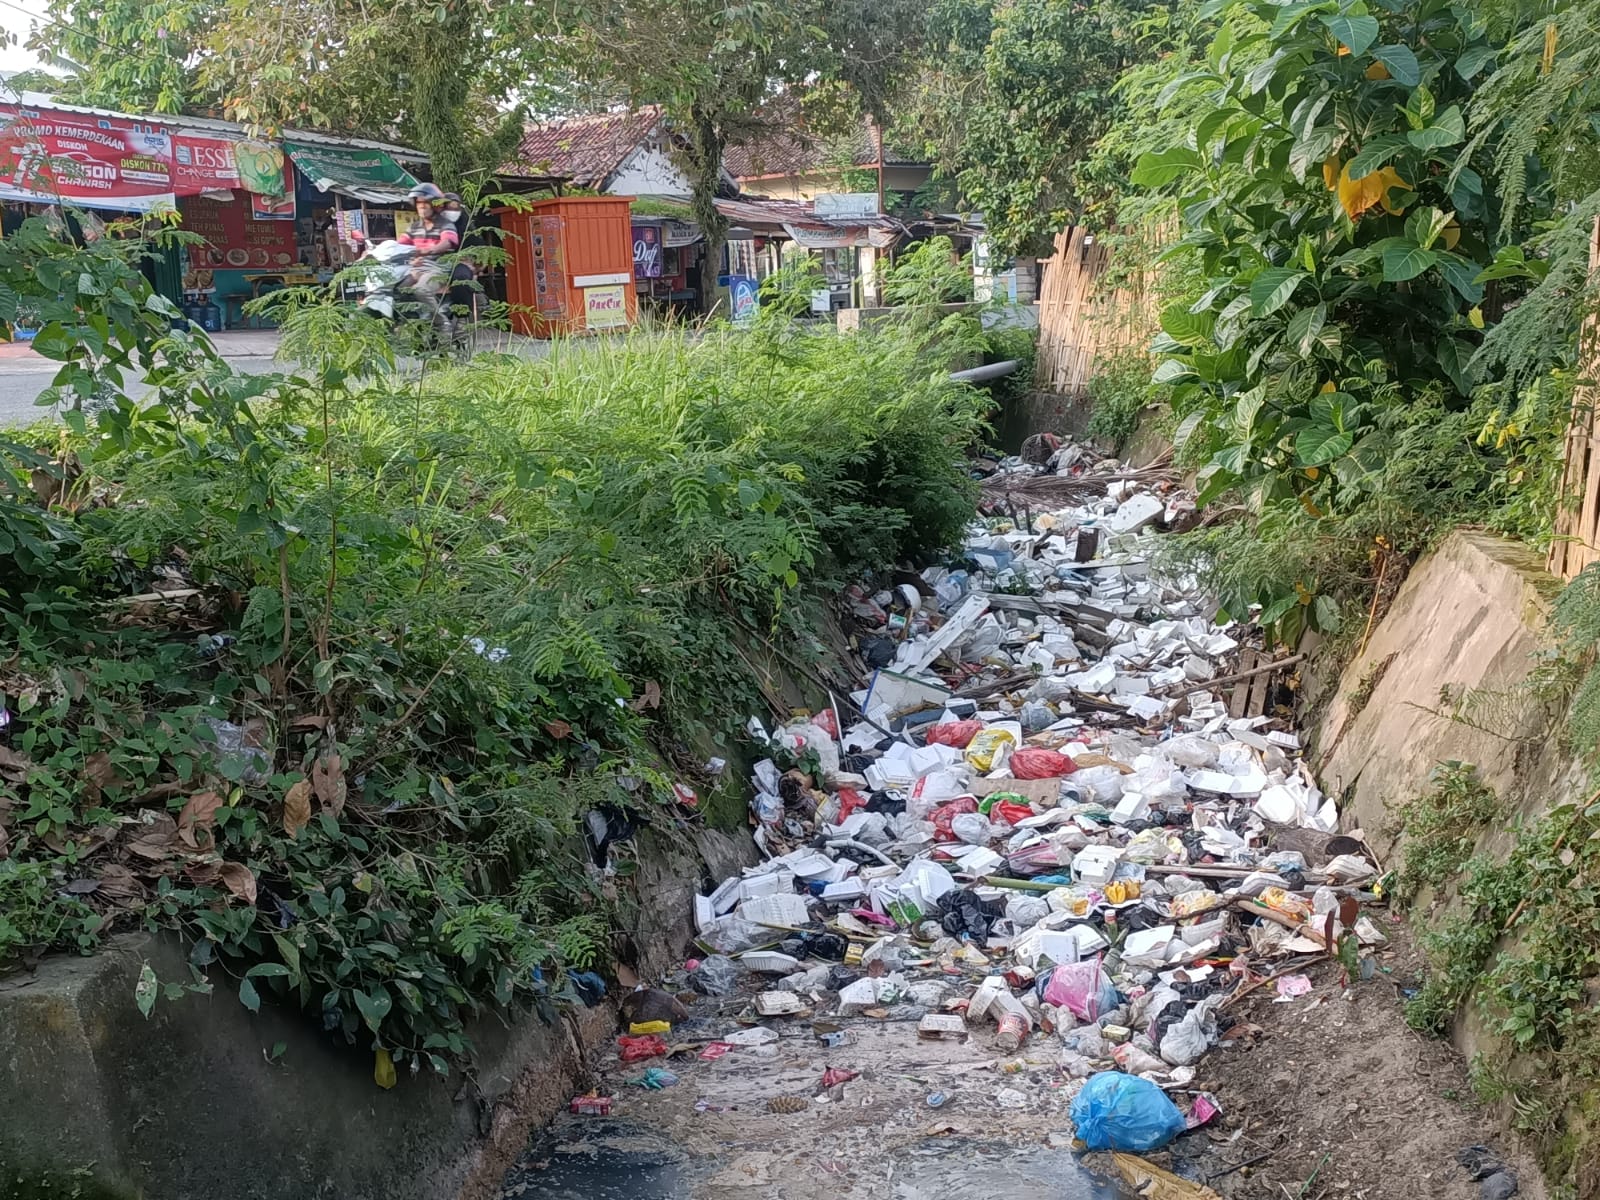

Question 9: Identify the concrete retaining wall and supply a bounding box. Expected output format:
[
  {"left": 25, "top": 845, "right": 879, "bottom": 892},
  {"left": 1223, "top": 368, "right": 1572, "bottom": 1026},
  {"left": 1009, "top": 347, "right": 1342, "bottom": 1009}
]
[
  {"left": 0, "top": 826, "right": 754, "bottom": 1200},
  {"left": 1310, "top": 529, "right": 1569, "bottom": 864}
]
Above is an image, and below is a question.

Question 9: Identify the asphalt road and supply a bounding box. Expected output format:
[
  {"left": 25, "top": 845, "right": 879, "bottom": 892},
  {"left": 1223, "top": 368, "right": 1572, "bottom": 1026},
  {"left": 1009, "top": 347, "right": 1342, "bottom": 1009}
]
[{"left": 0, "top": 331, "right": 285, "bottom": 427}]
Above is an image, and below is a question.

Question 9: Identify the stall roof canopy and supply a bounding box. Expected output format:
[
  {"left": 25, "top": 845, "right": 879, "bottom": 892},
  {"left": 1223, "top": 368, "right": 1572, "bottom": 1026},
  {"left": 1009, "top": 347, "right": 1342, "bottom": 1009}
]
[
  {"left": 284, "top": 139, "right": 420, "bottom": 204},
  {"left": 713, "top": 196, "right": 904, "bottom": 248}
]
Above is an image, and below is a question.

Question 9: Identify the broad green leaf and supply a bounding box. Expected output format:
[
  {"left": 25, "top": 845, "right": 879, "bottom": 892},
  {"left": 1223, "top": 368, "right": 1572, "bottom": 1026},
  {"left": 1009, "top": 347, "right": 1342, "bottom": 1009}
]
[
  {"left": 1195, "top": 108, "right": 1236, "bottom": 149},
  {"left": 1249, "top": 267, "right": 1308, "bottom": 317},
  {"left": 1474, "top": 245, "right": 1547, "bottom": 283},
  {"left": 272, "top": 934, "right": 302, "bottom": 983},
  {"left": 1402, "top": 85, "right": 1435, "bottom": 130},
  {"left": 1172, "top": 410, "right": 1206, "bottom": 450},
  {"left": 1436, "top": 337, "right": 1475, "bottom": 394},
  {"left": 1373, "top": 44, "right": 1420, "bottom": 85},
  {"left": 1151, "top": 357, "right": 1196, "bottom": 383},
  {"left": 247, "top": 963, "right": 292, "bottom": 979},
  {"left": 1345, "top": 133, "right": 1410, "bottom": 179},
  {"left": 1435, "top": 252, "right": 1485, "bottom": 303},
  {"left": 1455, "top": 45, "right": 1495, "bottom": 79},
  {"left": 1259, "top": 592, "right": 1300, "bottom": 626},
  {"left": 1160, "top": 301, "right": 1215, "bottom": 346},
  {"left": 29, "top": 323, "right": 75, "bottom": 360},
  {"left": 1404, "top": 206, "right": 1453, "bottom": 250},
  {"left": 354, "top": 986, "right": 392, "bottom": 1032},
  {"left": 1319, "top": 13, "right": 1378, "bottom": 54},
  {"left": 1406, "top": 105, "right": 1464, "bottom": 150},
  {"left": 1235, "top": 388, "right": 1265, "bottom": 438},
  {"left": 1287, "top": 303, "right": 1328, "bottom": 356},
  {"left": 1131, "top": 147, "right": 1204, "bottom": 187},
  {"left": 1314, "top": 593, "right": 1343, "bottom": 632},
  {"left": 1381, "top": 243, "right": 1438, "bottom": 281},
  {"left": 1295, "top": 425, "right": 1355, "bottom": 466},
  {"left": 239, "top": 977, "right": 261, "bottom": 1014}
]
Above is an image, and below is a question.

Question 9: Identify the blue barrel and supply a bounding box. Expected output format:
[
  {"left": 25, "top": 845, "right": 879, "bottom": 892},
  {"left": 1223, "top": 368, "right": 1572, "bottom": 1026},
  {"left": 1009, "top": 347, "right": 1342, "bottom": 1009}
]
[{"left": 200, "top": 302, "right": 222, "bottom": 333}]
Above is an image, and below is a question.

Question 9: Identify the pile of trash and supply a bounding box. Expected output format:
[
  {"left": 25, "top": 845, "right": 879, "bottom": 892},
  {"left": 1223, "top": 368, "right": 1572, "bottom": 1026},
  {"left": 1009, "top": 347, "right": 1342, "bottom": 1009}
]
[{"left": 652, "top": 445, "right": 1384, "bottom": 1156}]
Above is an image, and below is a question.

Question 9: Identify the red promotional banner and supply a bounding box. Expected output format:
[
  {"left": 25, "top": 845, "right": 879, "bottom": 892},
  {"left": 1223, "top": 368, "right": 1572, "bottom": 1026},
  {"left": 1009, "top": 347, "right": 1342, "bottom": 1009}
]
[
  {"left": 173, "top": 134, "right": 292, "bottom": 201},
  {"left": 0, "top": 103, "right": 176, "bottom": 211}
]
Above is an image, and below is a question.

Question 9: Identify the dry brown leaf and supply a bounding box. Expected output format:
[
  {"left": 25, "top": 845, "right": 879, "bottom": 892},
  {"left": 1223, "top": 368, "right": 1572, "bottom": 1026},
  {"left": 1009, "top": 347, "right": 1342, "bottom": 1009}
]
[
  {"left": 629, "top": 680, "right": 663, "bottom": 711},
  {"left": 177, "top": 790, "right": 225, "bottom": 848},
  {"left": 282, "top": 779, "right": 313, "bottom": 839},
  {"left": 95, "top": 864, "right": 144, "bottom": 900},
  {"left": 83, "top": 751, "right": 126, "bottom": 799},
  {"left": 290, "top": 714, "right": 329, "bottom": 731},
  {"left": 0, "top": 822, "right": 8, "bottom": 861},
  {"left": 545, "top": 719, "right": 572, "bottom": 740},
  {"left": 184, "top": 861, "right": 222, "bottom": 886},
  {"left": 124, "top": 814, "right": 182, "bottom": 861},
  {"left": 0, "top": 744, "right": 34, "bottom": 781},
  {"left": 311, "top": 754, "right": 346, "bottom": 818},
  {"left": 218, "top": 861, "right": 257, "bottom": 904}
]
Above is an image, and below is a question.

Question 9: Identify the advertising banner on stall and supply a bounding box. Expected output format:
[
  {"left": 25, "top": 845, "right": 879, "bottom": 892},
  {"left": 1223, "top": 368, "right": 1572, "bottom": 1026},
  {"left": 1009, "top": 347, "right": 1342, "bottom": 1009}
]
[
  {"left": 632, "top": 224, "right": 662, "bottom": 279},
  {"left": 180, "top": 191, "right": 299, "bottom": 269},
  {"left": 174, "top": 135, "right": 291, "bottom": 197},
  {"left": 583, "top": 284, "right": 628, "bottom": 329},
  {"left": 0, "top": 103, "right": 175, "bottom": 211}
]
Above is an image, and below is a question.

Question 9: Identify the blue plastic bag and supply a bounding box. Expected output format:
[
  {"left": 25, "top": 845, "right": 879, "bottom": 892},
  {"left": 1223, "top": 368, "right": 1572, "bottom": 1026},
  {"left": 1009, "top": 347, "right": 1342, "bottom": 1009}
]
[{"left": 1069, "top": 1071, "right": 1187, "bottom": 1152}]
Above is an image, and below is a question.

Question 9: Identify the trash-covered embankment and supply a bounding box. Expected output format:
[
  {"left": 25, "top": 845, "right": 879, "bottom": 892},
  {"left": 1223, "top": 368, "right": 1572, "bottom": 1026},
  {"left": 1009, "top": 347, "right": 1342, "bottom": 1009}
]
[{"left": 512, "top": 442, "right": 1533, "bottom": 1200}]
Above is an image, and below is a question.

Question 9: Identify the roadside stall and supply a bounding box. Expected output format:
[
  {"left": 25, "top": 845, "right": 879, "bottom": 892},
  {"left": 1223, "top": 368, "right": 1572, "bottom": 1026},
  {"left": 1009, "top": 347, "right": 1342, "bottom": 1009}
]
[{"left": 501, "top": 195, "right": 636, "bottom": 336}]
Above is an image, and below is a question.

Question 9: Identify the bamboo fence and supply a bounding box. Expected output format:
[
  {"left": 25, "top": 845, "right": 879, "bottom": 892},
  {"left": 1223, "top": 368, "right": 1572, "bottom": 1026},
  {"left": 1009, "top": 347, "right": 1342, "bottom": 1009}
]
[
  {"left": 1548, "top": 215, "right": 1600, "bottom": 580},
  {"left": 1033, "top": 226, "right": 1162, "bottom": 396}
]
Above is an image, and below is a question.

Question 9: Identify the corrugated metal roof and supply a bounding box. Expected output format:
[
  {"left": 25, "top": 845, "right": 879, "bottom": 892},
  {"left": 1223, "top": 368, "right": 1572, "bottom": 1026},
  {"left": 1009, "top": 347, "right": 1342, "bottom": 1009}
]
[
  {"left": 504, "top": 107, "right": 663, "bottom": 188},
  {"left": 12, "top": 92, "right": 429, "bottom": 163}
]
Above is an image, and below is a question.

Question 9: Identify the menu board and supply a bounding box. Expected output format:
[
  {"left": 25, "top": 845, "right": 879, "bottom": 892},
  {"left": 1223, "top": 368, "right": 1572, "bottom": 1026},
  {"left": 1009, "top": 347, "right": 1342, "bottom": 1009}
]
[
  {"left": 181, "top": 192, "right": 299, "bottom": 269},
  {"left": 534, "top": 214, "right": 565, "bottom": 316}
]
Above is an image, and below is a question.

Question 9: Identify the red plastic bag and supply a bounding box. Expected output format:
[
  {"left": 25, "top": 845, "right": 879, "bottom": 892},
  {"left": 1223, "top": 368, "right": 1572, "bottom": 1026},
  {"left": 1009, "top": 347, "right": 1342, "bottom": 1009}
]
[
  {"left": 930, "top": 796, "right": 979, "bottom": 842},
  {"left": 836, "top": 787, "right": 868, "bottom": 821},
  {"left": 814, "top": 709, "right": 840, "bottom": 737},
  {"left": 618, "top": 1034, "right": 668, "bottom": 1062},
  {"left": 992, "top": 800, "right": 1035, "bottom": 827},
  {"left": 925, "top": 720, "right": 983, "bottom": 748},
  {"left": 1010, "top": 747, "right": 1077, "bottom": 779}
]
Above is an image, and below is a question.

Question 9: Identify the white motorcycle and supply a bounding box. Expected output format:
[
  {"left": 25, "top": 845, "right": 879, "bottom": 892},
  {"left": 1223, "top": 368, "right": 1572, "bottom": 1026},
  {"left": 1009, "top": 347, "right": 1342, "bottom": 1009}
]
[{"left": 350, "top": 240, "right": 470, "bottom": 357}]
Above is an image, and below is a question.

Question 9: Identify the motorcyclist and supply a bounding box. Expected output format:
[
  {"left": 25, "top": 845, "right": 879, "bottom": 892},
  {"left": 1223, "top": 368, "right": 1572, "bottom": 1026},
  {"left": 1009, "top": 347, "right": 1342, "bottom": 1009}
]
[
  {"left": 440, "top": 191, "right": 477, "bottom": 326},
  {"left": 396, "top": 182, "right": 459, "bottom": 336}
]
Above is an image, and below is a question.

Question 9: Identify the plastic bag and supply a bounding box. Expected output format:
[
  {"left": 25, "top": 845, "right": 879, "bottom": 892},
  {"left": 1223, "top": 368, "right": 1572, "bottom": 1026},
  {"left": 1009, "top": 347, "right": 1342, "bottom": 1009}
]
[
  {"left": 950, "top": 812, "right": 992, "bottom": 845},
  {"left": 1042, "top": 956, "right": 1120, "bottom": 1021},
  {"left": 925, "top": 720, "right": 984, "bottom": 748},
  {"left": 964, "top": 729, "right": 1017, "bottom": 772},
  {"left": 1068, "top": 1071, "right": 1187, "bottom": 1152},
  {"left": 835, "top": 787, "right": 868, "bottom": 822},
  {"left": 930, "top": 796, "right": 980, "bottom": 842},
  {"left": 617, "top": 1034, "right": 669, "bottom": 1063},
  {"left": 991, "top": 800, "right": 1035, "bottom": 828},
  {"left": 1011, "top": 747, "right": 1077, "bottom": 779},
  {"left": 1159, "top": 995, "right": 1222, "bottom": 1066},
  {"left": 1005, "top": 893, "right": 1050, "bottom": 930},
  {"left": 689, "top": 954, "right": 740, "bottom": 996}
]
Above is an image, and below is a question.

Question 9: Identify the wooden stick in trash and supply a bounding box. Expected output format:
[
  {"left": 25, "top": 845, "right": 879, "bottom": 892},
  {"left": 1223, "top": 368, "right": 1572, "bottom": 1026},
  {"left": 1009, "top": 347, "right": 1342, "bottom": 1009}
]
[
  {"left": 1220, "top": 955, "right": 1331, "bottom": 1010},
  {"left": 1156, "top": 654, "right": 1306, "bottom": 698}
]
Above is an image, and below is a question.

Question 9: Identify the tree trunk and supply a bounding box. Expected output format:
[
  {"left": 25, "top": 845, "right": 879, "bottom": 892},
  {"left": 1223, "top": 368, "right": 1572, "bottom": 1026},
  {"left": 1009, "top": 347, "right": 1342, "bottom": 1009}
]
[
  {"left": 410, "top": 7, "right": 472, "bottom": 190},
  {"left": 679, "top": 106, "right": 730, "bottom": 318}
]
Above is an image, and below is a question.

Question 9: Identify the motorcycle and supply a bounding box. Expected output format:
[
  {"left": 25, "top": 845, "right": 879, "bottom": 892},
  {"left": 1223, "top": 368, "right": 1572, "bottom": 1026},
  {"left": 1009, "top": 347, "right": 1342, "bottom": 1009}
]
[{"left": 350, "top": 239, "right": 471, "bottom": 357}]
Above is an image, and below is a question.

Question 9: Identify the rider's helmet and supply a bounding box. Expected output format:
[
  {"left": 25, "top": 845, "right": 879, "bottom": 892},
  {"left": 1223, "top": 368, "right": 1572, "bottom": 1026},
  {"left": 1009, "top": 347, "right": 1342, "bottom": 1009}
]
[{"left": 407, "top": 182, "right": 446, "bottom": 209}]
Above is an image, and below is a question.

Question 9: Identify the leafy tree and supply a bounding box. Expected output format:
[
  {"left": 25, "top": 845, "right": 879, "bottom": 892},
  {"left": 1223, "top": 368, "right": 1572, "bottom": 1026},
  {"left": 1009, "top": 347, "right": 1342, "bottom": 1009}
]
[
  {"left": 28, "top": 0, "right": 216, "bottom": 113},
  {"left": 906, "top": 0, "right": 1178, "bottom": 257},
  {"left": 563, "top": 0, "right": 926, "bottom": 301}
]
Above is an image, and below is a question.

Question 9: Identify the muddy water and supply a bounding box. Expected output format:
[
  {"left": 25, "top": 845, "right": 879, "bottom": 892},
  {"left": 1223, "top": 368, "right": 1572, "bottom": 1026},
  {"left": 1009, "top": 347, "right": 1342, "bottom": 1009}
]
[{"left": 501, "top": 1007, "right": 1135, "bottom": 1199}]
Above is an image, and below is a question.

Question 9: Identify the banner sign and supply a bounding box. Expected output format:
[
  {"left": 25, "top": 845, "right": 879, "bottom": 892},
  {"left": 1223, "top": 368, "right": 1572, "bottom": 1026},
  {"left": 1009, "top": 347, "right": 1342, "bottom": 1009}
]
[
  {"left": 632, "top": 223, "right": 662, "bottom": 278},
  {"left": 0, "top": 103, "right": 175, "bottom": 211},
  {"left": 583, "top": 284, "right": 628, "bottom": 329},
  {"left": 174, "top": 134, "right": 290, "bottom": 198},
  {"left": 180, "top": 191, "right": 299, "bottom": 269}
]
